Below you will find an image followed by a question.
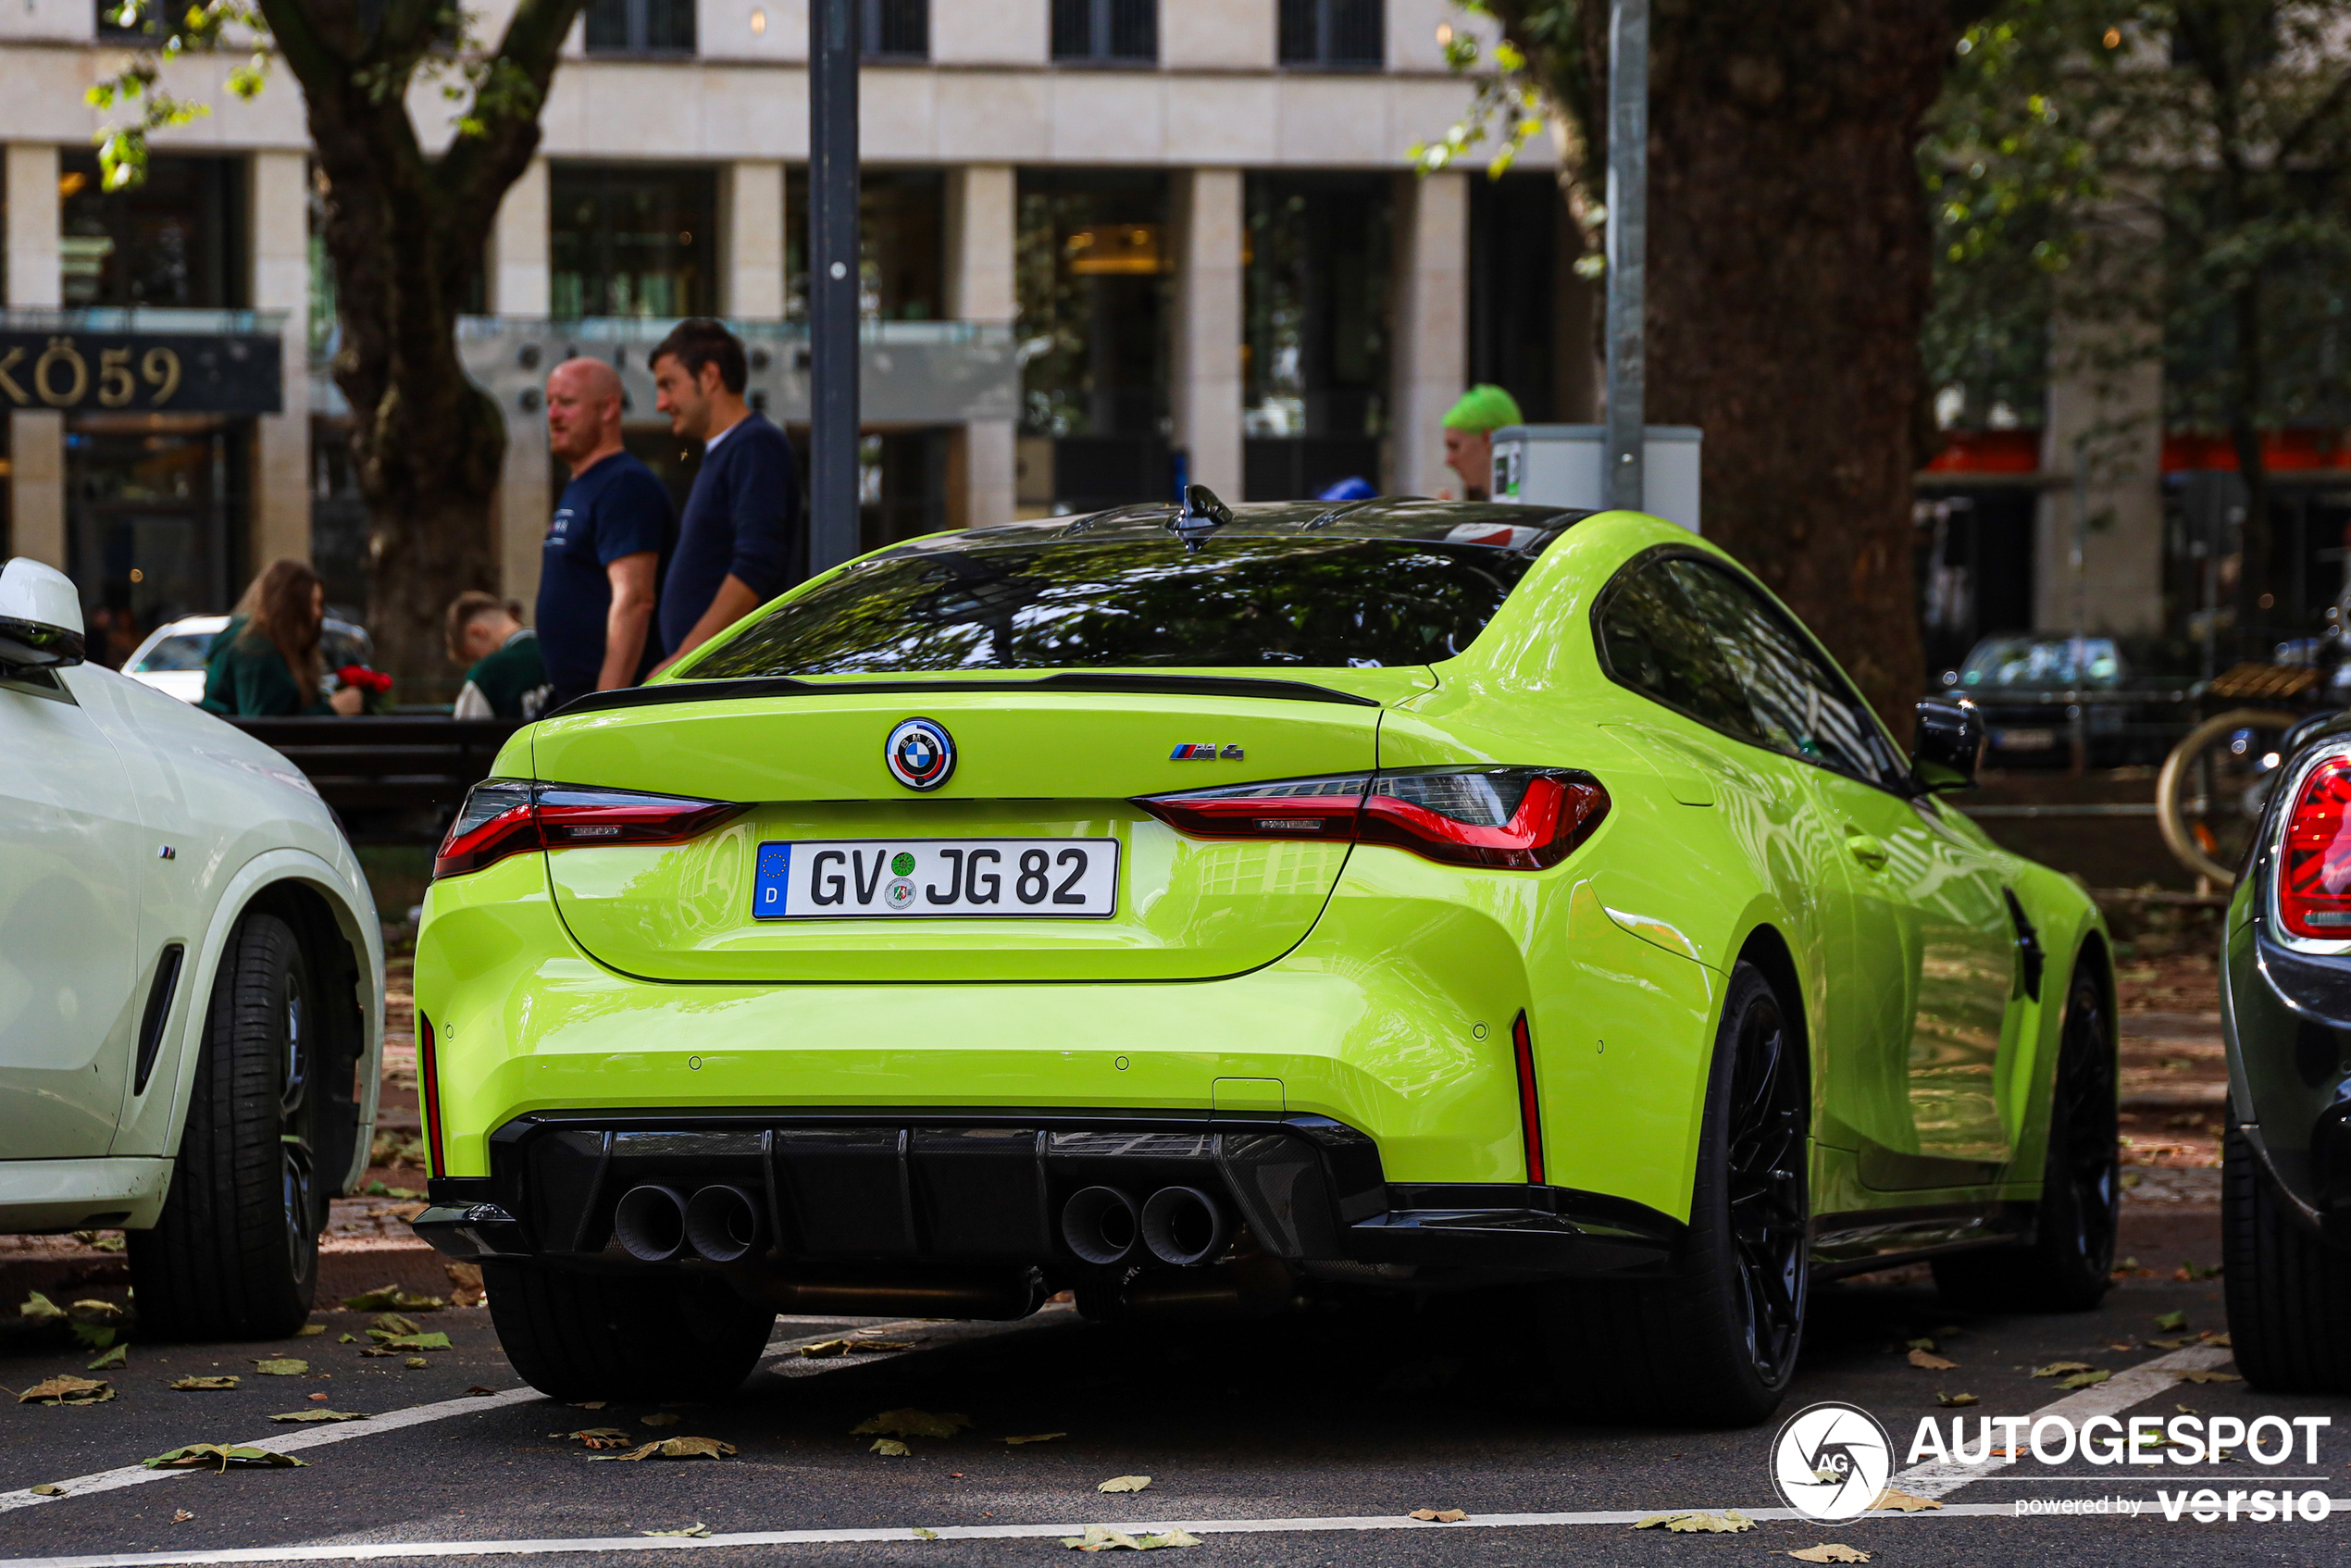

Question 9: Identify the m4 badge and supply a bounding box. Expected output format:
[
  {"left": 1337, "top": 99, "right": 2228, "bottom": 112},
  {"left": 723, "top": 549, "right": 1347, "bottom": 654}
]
[{"left": 1170, "top": 743, "right": 1246, "bottom": 761}]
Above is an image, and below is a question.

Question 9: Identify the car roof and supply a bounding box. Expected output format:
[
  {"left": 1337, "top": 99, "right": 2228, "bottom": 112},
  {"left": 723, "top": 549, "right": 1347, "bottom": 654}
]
[{"left": 891, "top": 498, "right": 1594, "bottom": 558}]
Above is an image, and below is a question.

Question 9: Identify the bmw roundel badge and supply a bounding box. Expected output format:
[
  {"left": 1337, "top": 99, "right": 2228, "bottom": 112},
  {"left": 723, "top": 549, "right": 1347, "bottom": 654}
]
[{"left": 885, "top": 717, "right": 956, "bottom": 791}]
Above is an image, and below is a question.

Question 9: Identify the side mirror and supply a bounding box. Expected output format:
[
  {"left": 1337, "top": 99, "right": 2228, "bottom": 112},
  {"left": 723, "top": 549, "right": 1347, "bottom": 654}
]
[
  {"left": 1912, "top": 698, "right": 1983, "bottom": 791},
  {"left": 0, "top": 558, "right": 87, "bottom": 670}
]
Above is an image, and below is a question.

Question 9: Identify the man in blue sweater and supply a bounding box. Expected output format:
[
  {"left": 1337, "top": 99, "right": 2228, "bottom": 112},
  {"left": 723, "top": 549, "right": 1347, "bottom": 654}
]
[{"left": 649, "top": 319, "right": 802, "bottom": 669}]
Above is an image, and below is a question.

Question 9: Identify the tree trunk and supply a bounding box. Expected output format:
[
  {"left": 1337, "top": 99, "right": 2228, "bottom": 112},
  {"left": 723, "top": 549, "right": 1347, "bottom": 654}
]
[{"left": 1617, "top": 2, "right": 1968, "bottom": 733}]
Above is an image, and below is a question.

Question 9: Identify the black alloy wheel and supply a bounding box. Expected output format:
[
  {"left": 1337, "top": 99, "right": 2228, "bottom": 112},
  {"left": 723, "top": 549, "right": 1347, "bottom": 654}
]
[
  {"left": 1543, "top": 961, "right": 1810, "bottom": 1426},
  {"left": 279, "top": 966, "right": 322, "bottom": 1286},
  {"left": 1726, "top": 984, "right": 1810, "bottom": 1386},
  {"left": 1934, "top": 962, "right": 2117, "bottom": 1311}
]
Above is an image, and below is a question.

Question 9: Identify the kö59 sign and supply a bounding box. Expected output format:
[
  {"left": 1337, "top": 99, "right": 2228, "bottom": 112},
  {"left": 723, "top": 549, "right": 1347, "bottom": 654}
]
[{"left": 0, "top": 331, "right": 281, "bottom": 416}]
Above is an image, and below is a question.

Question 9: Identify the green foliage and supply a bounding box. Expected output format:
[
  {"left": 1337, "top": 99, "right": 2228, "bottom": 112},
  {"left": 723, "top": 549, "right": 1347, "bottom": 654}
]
[
  {"left": 1925, "top": 1, "right": 2351, "bottom": 437},
  {"left": 1412, "top": 4, "right": 1599, "bottom": 264}
]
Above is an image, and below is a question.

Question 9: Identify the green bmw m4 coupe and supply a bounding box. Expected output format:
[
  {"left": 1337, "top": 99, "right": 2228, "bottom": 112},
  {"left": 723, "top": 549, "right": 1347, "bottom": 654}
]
[{"left": 412, "top": 492, "right": 2116, "bottom": 1426}]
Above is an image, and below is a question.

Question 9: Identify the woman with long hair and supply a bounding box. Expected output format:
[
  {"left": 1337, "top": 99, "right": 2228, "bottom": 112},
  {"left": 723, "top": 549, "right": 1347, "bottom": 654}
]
[{"left": 201, "top": 560, "right": 366, "bottom": 716}]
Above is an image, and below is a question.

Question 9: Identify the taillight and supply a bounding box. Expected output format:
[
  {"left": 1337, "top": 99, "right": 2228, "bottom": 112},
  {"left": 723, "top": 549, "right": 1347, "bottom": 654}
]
[
  {"left": 417, "top": 1013, "right": 444, "bottom": 1179},
  {"left": 1135, "top": 766, "right": 1608, "bottom": 871},
  {"left": 2282, "top": 755, "right": 2351, "bottom": 937},
  {"left": 431, "top": 780, "right": 745, "bottom": 880}
]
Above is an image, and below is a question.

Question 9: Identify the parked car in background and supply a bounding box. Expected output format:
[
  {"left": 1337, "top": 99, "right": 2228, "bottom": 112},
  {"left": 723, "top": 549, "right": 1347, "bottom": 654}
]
[
  {"left": 124, "top": 614, "right": 375, "bottom": 703},
  {"left": 0, "top": 559, "right": 385, "bottom": 1339},
  {"left": 1939, "top": 633, "right": 2196, "bottom": 766}
]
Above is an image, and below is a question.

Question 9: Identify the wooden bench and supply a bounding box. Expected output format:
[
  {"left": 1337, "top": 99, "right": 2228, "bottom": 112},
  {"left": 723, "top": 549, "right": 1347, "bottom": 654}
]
[{"left": 225, "top": 716, "right": 525, "bottom": 845}]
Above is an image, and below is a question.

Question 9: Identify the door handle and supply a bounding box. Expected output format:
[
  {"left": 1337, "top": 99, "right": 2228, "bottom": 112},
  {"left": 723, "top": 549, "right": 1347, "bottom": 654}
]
[{"left": 1845, "top": 832, "right": 1890, "bottom": 870}]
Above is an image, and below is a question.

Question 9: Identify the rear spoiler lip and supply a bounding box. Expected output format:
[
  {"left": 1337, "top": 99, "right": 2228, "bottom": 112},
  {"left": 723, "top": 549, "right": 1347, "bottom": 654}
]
[{"left": 546, "top": 669, "right": 1386, "bottom": 720}]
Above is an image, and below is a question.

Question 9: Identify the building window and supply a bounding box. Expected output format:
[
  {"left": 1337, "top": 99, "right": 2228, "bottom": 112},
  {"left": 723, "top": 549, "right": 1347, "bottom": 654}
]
[
  {"left": 583, "top": 0, "right": 696, "bottom": 54},
  {"left": 549, "top": 164, "right": 717, "bottom": 318},
  {"left": 784, "top": 168, "right": 945, "bottom": 322},
  {"left": 863, "top": 0, "right": 927, "bottom": 59},
  {"left": 59, "top": 153, "right": 247, "bottom": 309},
  {"left": 1278, "top": 0, "right": 1382, "bottom": 69},
  {"left": 1052, "top": 0, "right": 1156, "bottom": 63},
  {"left": 1243, "top": 172, "right": 1391, "bottom": 500}
]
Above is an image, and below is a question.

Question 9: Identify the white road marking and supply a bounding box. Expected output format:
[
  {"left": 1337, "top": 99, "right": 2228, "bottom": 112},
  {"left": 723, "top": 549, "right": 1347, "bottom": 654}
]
[
  {"left": 1887, "top": 1344, "right": 2238, "bottom": 1500},
  {"left": 3, "top": 1499, "right": 2349, "bottom": 1568},
  {"left": 0, "top": 1317, "right": 1036, "bottom": 1516}
]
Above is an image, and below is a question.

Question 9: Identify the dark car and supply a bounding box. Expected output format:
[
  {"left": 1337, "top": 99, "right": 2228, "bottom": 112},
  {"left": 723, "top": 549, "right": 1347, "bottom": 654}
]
[
  {"left": 2219, "top": 708, "right": 2351, "bottom": 1391},
  {"left": 1939, "top": 634, "right": 2194, "bottom": 767}
]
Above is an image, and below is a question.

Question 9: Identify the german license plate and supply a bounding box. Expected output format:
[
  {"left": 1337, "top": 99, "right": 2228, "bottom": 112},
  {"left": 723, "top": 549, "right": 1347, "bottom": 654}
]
[
  {"left": 751, "top": 839, "right": 1120, "bottom": 919},
  {"left": 1996, "top": 728, "right": 2056, "bottom": 751}
]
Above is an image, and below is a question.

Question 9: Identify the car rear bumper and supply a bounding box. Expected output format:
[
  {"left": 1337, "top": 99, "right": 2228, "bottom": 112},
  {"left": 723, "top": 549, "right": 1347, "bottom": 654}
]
[
  {"left": 411, "top": 1107, "right": 1685, "bottom": 1285},
  {"left": 2224, "top": 902, "right": 2351, "bottom": 1243}
]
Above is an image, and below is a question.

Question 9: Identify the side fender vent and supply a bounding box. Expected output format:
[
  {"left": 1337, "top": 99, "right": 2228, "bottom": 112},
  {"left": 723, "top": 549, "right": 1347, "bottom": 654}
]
[{"left": 132, "top": 943, "right": 185, "bottom": 1097}]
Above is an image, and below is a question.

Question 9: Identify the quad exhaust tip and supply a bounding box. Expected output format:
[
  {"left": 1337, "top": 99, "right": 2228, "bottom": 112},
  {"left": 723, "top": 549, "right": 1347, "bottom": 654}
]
[
  {"left": 1060, "top": 1185, "right": 1140, "bottom": 1265},
  {"left": 683, "top": 1184, "right": 766, "bottom": 1263},
  {"left": 613, "top": 1183, "right": 690, "bottom": 1263},
  {"left": 1140, "top": 1186, "right": 1228, "bottom": 1267}
]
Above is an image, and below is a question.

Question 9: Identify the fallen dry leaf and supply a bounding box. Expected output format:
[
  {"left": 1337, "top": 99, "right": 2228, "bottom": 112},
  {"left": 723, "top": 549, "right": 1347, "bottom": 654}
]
[
  {"left": 852, "top": 1339, "right": 915, "bottom": 1353},
  {"left": 367, "top": 1313, "right": 423, "bottom": 1338},
  {"left": 1870, "top": 1489, "right": 1942, "bottom": 1512},
  {"left": 85, "top": 1343, "right": 127, "bottom": 1372},
  {"left": 1906, "top": 1337, "right": 1937, "bottom": 1351},
  {"left": 589, "top": 1437, "right": 738, "bottom": 1462},
  {"left": 853, "top": 1409, "right": 972, "bottom": 1440},
  {"left": 1907, "top": 1349, "right": 1957, "bottom": 1371},
  {"left": 2057, "top": 1370, "right": 2113, "bottom": 1390},
  {"left": 342, "top": 1285, "right": 443, "bottom": 1313},
  {"left": 252, "top": 1359, "right": 308, "bottom": 1376},
  {"left": 1407, "top": 1508, "right": 1468, "bottom": 1522},
  {"left": 1097, "top": 1475, "right": 1152, "bottom": 1494},
  {"left": 1003, "top": 1433, "right": 1068, "bottom": 1445},
  {"left": 29, "top": 1486, "right": 62, "bottom": 1497},
  {"left": 799, "top": 1339, "right": 852, "bottom": 1358},
  {"left": 1060, "top": 1524, "right": 1199, "bottom": 1551},
  {"left": 69, "top": 1300, "right": 122, "bottom": 1322},
  {"left": 381, "top": 1333, "right": 451, "bottom": 1352},
  {"left": 2154, "top": 1310, "right": 2188, "bottom": 1331},
  {"left": 403, "top": 1358, "right": 429, "bottom": 1369},
  {"left": 2208, "top": 1332, "right": 2233, "bottom": 1347},
  {"left": 2031, "top": 1361, "right": 2096, "bottom": 1378},
  {"left": 269, "top": 1410, "right": 364, "bottom": 1424},
  {"left": 872, "top": 1438, "right": 912, "bottom": 1456},
  {"left": 1787, "top": 1547, "right": 1870, "bottom": 1563},
  {"left": 143, "top": 1445, "right": 306, "bottom": 1472},
  {"left": 1934, "top": 1391, "right": 1978, "bottom": 1407},
  {"left": 296, "top": 1325, "right": 324, "bottom": 1338},
  {"left": 572, "top": 1400, "right": 606, "bottom": 1410},
  {"left": 171, "top": 1510, "right": 194, "bottom": 1524},
  {"left": 641, "top": 1524, "right": 712, "bottom": 1538},
  {"left": 445, "top": 1262, "right": 486, "bottom": 1307},
  {"left": 19, "top": 1375, "right": 112, "bottom": 1406},
  {"left": 464, "top": 1386, "right": 496, "bottom": 1396},
  {"left": 170, "top": 1375, "right": 239, "bottom": 1391},
  {"left": 550, "top": 1428, "right": 635, "bottom": 1450},
  {"left": 913, "top": 1528, "right": 939, "bottom": 1541},
  {"left": 2176, "top": 1368, "right": 2242, "bottom": 1384},
  {"left": 641, "top": 1412, "right": 681, "bottom": 1427},
  {"left": 17, "top": 1292, "right": 64, "bottom": 1323},
  {"left": 1633, "top": 1512, "right": 1753, "bottom": 1533}
]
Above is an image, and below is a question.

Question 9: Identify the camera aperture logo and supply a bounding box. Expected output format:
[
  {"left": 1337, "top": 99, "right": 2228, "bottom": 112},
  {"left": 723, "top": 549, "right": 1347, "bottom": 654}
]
[{"left": 1773, "top": 1401, "right": 1895, "bottom": 1523}]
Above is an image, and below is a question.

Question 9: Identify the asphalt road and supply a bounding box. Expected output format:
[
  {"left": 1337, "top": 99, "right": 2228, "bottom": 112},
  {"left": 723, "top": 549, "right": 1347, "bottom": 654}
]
[{"left": 3, "top": 1204, "right": 2346, "bottom": 1568}]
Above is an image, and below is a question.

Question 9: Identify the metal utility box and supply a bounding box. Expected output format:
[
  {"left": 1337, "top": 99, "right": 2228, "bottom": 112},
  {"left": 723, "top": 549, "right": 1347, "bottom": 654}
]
[{"left": 1489, "top": 425, "right": 1703, "bottom": 534}]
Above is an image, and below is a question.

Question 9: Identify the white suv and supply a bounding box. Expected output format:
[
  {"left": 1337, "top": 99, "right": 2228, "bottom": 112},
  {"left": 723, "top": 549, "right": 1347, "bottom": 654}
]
[{"left": 0, "top": 558, "right": 384, "bottom": 1338}]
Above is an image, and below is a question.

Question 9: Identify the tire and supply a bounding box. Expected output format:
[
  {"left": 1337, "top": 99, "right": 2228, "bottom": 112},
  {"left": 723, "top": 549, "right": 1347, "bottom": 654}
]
[
  {"left": 1934, "top": 960, "right": 2117, "bottom": 1312},
  {"left": 484, "top": 1262, "right": 777, "bottom": 1401},
  {"left": 2222, "top": 1117, "right": 2351, "bottom": 1393},
  {"left": 129, "top": 912, "right": 326, "bottom": 1340},
  {"left": 1541, "top": 962, "right": 1809, "bottom": 1426}
]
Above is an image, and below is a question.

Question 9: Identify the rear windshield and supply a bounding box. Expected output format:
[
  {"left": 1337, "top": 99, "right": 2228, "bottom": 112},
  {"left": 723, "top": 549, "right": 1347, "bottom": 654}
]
[
  {"left": 684, "top": 538, "right": 1536, "bottom": 677},
  {"left": 132, "top": 633, "right": 213, "bottom": 673}
]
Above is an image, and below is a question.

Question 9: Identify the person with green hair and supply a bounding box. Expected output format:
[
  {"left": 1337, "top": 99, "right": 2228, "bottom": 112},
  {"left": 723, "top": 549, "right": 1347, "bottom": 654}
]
[{"left": 1440, "top": 384, "right": 1524, "bottom": 501}]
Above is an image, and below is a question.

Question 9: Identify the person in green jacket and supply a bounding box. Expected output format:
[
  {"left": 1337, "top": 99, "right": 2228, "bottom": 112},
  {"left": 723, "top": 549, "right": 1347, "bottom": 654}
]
[
  {"left": 202, "top": 559, "right": 366, "bottom": 717},
  {"left": 446, "top": 591, "right": 554, "bottom": 720}
]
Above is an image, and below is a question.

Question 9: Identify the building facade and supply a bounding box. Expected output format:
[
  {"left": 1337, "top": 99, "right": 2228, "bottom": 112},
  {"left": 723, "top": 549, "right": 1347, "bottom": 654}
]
[{"left": 0, "top": 0, "right": 1588, "bottom": 653}]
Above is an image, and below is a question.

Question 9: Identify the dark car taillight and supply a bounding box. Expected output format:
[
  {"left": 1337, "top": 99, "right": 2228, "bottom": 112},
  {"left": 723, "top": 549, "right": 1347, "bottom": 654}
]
[
  {"left": 431, "top": 780, "right": 745, "bottom": 880},
  {"left": 1137, "top": 766, "right": 1609, "bottom": 871},
  {"left": 2281, "top": 755, "right": 2351, "bottom": 937}
]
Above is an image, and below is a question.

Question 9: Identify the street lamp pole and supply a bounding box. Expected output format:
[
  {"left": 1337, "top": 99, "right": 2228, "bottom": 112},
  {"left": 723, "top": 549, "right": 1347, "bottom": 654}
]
[
  {"left": 808, "top": 0, "right": 862, "bottom": 574},
  {"left": 1603, "top": 0, "right": 1648, "bottom": 512}
]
